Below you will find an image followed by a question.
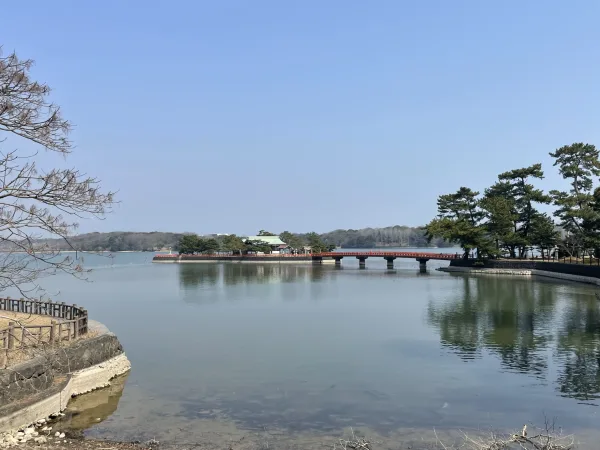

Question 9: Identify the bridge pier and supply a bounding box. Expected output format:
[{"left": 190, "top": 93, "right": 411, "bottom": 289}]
[
  {"left": 312, "top": 252, "right": 455, "bottom": 269},
  {"left": 356, "top": 256, "right": 368, "bottom": 268}
]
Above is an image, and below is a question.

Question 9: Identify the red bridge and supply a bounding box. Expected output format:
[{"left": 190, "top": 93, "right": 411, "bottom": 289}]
[
  {"left": 314, "top": 251, "right": 459, "bottom": 270},
  {"left": 154, "top": 251, "right": 459, "bottom": 271}
]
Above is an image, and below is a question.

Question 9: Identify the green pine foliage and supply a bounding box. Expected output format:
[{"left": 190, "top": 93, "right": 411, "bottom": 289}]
[{"left": 426, "top": 142, "right": 600, "bottom": 259}]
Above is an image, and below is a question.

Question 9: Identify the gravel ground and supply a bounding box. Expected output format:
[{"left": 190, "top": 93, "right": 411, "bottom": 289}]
[
  {"left": 0, "top": 312, "right": 55, "bottom": 329},
  {"left": 18, "top": 439, "right": 153, "bottom": 450}
]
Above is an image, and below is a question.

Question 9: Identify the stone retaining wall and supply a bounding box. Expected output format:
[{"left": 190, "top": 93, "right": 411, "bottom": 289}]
[
  {"left": 443, "top": 263, "right": 600, "bottom": 285},
  {"left": 0, "top": 354, "right": 130, "bottom": 434},
  {"left": 0, "top": 322, "right": 130, "bottom": 433},
  {"left": 449, "top": 259, "right": 600, "bottom": 279},
  {"left": 0, "top": 333, "right": 123, "bottom": 405}
]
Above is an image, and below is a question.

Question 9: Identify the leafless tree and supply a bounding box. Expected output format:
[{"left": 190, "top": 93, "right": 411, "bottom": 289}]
[{"left": 0, "top": 48, "right": 114, "bottom": 297}]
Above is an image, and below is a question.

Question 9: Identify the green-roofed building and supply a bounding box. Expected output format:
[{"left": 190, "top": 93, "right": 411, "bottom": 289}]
[{"left": 244, "top": 235, "right": 288, "bottom": 254}]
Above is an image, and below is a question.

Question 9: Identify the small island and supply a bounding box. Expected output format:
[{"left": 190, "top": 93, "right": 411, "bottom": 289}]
[{"left": 153, "top": 231, "right": 334, "bottom": 264}]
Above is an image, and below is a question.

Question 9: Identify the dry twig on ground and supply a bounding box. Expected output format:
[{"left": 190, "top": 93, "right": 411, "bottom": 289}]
[
  {"left": 333, "top": 428, "right": 371, "bottom": 450},
  {"left": 437, "top": 418, "right": 574, "bottom": 450}
]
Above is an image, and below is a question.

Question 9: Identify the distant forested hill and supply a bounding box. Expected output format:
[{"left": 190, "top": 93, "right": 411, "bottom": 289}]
[
  {"left": 310, "top": 226, "right": 451, "bottom": 248},
  {"left": 33, "top": 232, "right": 184, "bottom": 252},
  {"left": 13, "top": 226, "right": 449, "bottom": 252}
]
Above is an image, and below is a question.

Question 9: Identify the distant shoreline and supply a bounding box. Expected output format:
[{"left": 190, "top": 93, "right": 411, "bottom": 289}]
[{"left": 1, "top": 250, "right": 172, "bottom": 254}]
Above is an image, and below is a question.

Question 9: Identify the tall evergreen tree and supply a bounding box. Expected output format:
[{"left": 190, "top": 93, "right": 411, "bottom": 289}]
[
  {"left": 279, "top": 231, "right": 306, "bottom": 252},
  {"left": 425, "top": 187, "right": 492, "bottom": 258},
  {"left": 529, "top": 213, "right": 560, "bottom": 258},
  {"left": 479, "top": 195, "right": 517, "bottom": 256},
  {"left": 550, "top": 143, "right": 600, "bottom": 256},
  {"left": 178, "top": 234, "right": 202, "bottom": 254},
  {"left": 305, "top": 232, "right": 336, "bottom": 253},
  {"left": 222, "top": 234, "right": 246, "bottom": 255},
  {"left": 484, "top": 164, "right": 551, "bottom": 258}
]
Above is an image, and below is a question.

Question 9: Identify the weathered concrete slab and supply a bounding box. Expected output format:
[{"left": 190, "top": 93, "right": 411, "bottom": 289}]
[
  {"left": 0, "top": 353, "right": 130, "bottom": 433},
  {"left": 0, "top": 321, "right": 130, "bottom": 433}
]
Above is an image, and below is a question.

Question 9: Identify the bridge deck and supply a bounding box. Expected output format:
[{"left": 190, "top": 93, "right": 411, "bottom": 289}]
[
  {"left": 317, "top": 251, "right": 458, "bottom": 260},
  {"left": 153, "top": 251, "right": 459, "bottom": 261}
]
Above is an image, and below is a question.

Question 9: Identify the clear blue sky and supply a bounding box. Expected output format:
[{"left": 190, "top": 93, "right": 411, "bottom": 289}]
[{"left": 2, "top": 1, "right": 600, "bottom": 235}]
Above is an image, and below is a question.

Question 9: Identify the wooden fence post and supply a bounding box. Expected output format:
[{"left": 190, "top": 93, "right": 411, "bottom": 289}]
[
  {"left": 1, "top": 330, "right": 6, "bottom": 368},
  {"left": 80, "top": 309, "right": 87, "bottom": 335},
  {"left": 0, "top": 299, "right": 88, "bottom": 349},
  {"left": 7, "top": 322, "right": 15, "bottom": 350}
]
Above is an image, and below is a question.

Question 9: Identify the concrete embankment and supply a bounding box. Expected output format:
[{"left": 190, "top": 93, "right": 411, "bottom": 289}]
[
  {"left": 153, "top": 255, "right": 334, "bottom": 264},
  {"left": 441, "top": 259, "right": 600, "bottom": 285},
  {"left": 0, "top": 320, "right": 131, "bottom": 435}
]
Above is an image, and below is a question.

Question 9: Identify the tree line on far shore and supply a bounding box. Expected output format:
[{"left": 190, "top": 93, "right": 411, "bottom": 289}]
[
  {"left": 12, "top": 226, "right": 450, "bottom": 253},
  {"left": 317, "top": 226, "right": 451, "bottom": 248},
  {"left": 424, "top": 142, "right": 600, "bottom": 259},
  {"left": 177, "top": 231, "right": 336, "bottom": 255}
]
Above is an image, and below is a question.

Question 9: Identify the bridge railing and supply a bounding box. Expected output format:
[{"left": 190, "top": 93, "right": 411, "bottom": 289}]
[
  {"left": 316, "top": 251, "right": 460, "bottom": 260},
  {"left": 155, "top": 252, "right": 462, "bottom": 260}
]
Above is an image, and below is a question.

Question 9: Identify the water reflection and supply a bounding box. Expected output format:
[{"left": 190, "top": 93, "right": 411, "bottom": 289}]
[
  {"left": 179, "top": 263, "right": 219, "bottom": 287},
  {"left": 58, "top": 373, "right": 129, "bottom": 435},
  {"left": 556, "top": 295, "right": 600, "bottom": 403},
  {"left": 428, "top": 275, "right": 600, "bottom": 401},
  {"left": 40, "top": 254, "right": 600, "bottom": 442},
  {"left": 178, "top": 263, "right": 328, "bottom": 289}
]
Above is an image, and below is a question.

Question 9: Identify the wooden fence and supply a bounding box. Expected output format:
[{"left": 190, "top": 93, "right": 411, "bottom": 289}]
[{"left": 0, "top": 298, "right": 88, "bottom": 367}]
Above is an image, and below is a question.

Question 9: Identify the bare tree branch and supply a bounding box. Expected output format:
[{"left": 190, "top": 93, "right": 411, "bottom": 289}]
[
  {"left": 0, "top": 48, "right": 115, "bottom": 297},
  {"left": 0, "top": 51, "right": 71, "bottom": 153}
]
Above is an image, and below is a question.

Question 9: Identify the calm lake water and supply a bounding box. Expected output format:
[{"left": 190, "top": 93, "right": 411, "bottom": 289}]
[{"left": 17, "top": 251, "right": 600, "bottom": 446}]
